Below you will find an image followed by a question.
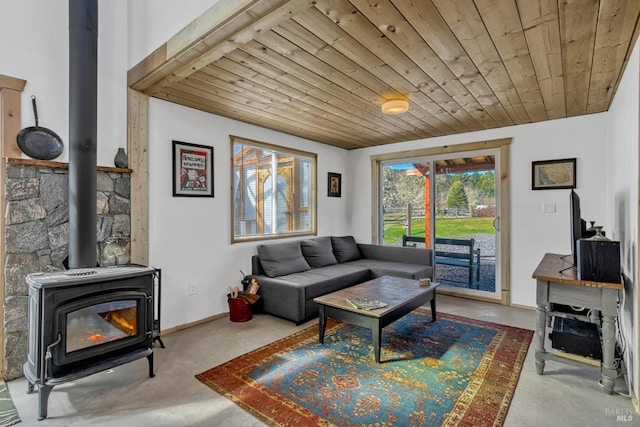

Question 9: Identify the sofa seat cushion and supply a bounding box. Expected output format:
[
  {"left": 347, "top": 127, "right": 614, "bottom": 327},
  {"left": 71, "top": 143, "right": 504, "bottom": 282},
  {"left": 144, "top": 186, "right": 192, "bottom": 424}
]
[
  {"left": 257, "top": 241, "right": 310, "bottom": 278},
  {"left": 331, "top": 236, "right": 361, "bottom": 262},
  {"left": 344, "top": 259, "right": 432, "bottom": 280},
  {"left": 301, "top": 237, "right": 338, "bottom": 268},
  {"left": 276, "top": 264, "right": 370, "bottom": 299}
]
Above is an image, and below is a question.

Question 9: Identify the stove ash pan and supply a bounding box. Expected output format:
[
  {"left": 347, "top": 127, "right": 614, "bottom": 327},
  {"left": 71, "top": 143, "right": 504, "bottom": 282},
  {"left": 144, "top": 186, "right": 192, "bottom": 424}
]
[{"left": 24, "top": 266, "right": 159, "bottom": 421}]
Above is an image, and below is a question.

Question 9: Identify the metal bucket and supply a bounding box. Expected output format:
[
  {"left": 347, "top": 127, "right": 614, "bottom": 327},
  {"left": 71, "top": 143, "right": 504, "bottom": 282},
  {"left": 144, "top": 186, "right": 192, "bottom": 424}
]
[{"left": 228, "top": 297, "right": 252, "bottom": 322}]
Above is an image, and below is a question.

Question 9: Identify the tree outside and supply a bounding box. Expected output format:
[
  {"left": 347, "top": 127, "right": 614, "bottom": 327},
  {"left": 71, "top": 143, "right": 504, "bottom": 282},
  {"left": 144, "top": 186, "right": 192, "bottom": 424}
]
[
  {"left": 382, "top": 167, "right": 424, "bottom": 212},
  {"left": 446, "top": 180, "right": 468, "bottom": 216},
  {"left": 381, "top": 165, "right": 497, "bottom": 243}
]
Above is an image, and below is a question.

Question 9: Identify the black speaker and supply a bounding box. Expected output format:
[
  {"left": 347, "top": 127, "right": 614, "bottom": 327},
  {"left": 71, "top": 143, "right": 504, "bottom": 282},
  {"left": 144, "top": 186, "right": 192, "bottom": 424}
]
[{"left": 576, "top": 238, "right": 621, "bottom": 283}]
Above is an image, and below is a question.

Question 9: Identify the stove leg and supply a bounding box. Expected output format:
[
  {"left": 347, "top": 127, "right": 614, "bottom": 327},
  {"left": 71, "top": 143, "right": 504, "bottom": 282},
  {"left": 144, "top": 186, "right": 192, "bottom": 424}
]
[
  {"left": 37, "top": 384, "right": 53, "bottom": 421},
  {"left": 27, "top": 381, "right": 34, "bottom": 394},
  {"left": 154, "top": 336, "right": 165, "bottom": 349},
  {"left": 147, "top": 352, "right": 155, "bottom": 378}
]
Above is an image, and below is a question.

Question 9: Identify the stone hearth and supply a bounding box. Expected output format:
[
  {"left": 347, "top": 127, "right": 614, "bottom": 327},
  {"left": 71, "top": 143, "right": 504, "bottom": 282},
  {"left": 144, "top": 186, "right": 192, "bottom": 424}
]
[{"left": 3, "top": 161, "right": 131, "bottom": 379}]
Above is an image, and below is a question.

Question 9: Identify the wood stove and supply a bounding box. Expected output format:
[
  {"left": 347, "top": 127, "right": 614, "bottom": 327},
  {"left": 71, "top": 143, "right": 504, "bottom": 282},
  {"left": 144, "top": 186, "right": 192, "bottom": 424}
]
[{"left": 24, "top": 265, "right": 159, "bottom": 420}]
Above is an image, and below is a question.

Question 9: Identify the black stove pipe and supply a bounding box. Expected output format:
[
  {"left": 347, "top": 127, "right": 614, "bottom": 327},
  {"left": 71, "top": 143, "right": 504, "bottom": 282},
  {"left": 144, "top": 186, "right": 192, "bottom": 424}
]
[{"left": 68, "top": 0, "right": 98, "bottom": 268}]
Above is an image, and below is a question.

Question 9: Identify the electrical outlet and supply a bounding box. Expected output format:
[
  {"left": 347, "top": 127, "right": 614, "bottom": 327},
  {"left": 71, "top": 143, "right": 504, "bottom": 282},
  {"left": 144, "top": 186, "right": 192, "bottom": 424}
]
[
  {"left": 188, "top": 283, "right": 197, "bottom": 296},
  {"left": 542, "top": 202, "right": 556, "bottom": 213}
]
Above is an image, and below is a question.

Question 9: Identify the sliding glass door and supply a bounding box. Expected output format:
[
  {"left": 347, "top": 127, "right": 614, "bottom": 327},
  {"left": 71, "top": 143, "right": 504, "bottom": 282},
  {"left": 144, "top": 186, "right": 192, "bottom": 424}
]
[{"left": 380, "top": 148, "right": 501, "bottom": 300}]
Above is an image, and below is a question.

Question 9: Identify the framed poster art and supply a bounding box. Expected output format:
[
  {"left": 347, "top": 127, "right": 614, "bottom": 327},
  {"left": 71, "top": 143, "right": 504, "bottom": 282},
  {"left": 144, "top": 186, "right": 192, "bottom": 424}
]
[
  {"left": 172, "top": 141, "right": 214, "bottom": 197},
  {"left": 328, "top": 172, "right": 341, "bottom": 197},
  {"left": 532, "top": 158, "right": 576, "bottom": 190}
]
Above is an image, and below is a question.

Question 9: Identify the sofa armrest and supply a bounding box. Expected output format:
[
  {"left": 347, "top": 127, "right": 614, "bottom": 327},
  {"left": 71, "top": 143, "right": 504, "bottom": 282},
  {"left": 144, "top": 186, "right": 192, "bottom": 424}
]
[
  {"left": 251, "top": 255, "right": 265, "bottom": 275},
  {"left": 249, "top": 274, "right": 306, "bottom": 322},
  {"left": 357, "top": 243, "right": 433, "bottom": 266}
]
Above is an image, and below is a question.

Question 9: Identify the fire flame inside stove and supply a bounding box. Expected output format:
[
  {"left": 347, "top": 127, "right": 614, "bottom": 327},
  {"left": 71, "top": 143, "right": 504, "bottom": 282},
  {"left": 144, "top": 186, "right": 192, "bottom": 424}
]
[
  {"left": 68, "top": 302, "right": 139, "bottom": 353},
  {"left": 99, "top": 306, "right": 137, "bottom": 336},
  {"left": 87, "top": 333, "right": 107, "bottom": 342},
  {"left": 79, "top": 307, "right": 137, "bottom": 346}
]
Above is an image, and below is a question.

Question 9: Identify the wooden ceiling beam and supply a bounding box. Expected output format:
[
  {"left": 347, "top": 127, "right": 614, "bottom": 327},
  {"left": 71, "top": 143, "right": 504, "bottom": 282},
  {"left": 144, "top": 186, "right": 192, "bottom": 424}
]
[
  {"left": 0, "top": 74, "right": 26, "bottom": 92},
  {"left": 144, "top": 0, "right": 317, "bottom": 97},
  {"left": 128, "top": 0, "right": 261, "bottom": 90}
]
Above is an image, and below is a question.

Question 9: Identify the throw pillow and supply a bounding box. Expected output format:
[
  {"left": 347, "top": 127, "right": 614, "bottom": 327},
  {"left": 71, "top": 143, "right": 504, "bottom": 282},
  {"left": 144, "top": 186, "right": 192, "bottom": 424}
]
[
  {"left": 300, "top": 237, "right": 338, "bottom": 268},
  {"left": 331, "top": 236, "right": 361, "bottom": 262},
  {"left": 257, "top": 241, "right": 311, "bottom": 278}
]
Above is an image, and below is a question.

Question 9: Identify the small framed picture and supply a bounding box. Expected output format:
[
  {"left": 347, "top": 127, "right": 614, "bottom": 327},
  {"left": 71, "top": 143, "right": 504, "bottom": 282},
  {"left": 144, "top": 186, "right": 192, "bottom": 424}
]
[
  {"left": 328, "top": 172, "right": 341, "bottom": 197},
  {"left": 532, "top": 158, "right": 576, "bottom": 190},
  {"left": 172, "top": 141, "right": 214, "bottom": 197}
]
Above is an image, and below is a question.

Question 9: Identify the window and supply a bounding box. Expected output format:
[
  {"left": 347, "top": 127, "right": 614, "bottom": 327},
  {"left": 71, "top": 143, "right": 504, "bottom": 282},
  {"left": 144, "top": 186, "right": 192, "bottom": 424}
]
[{"left": 231, "top": 135, "right": 316, "bottom": 242}]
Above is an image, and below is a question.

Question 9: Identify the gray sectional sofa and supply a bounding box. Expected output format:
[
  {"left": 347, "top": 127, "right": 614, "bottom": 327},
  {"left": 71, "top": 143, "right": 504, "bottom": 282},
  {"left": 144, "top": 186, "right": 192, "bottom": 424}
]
[{"left": 250, "top": 236, "right": 434, "bottom": 324}]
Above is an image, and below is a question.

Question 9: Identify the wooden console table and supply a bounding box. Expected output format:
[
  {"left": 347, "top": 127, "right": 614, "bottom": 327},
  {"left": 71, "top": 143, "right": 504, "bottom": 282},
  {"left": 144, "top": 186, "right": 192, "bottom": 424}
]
[{"left": 532, "top": 253, "right": 623, "bottom": 394}]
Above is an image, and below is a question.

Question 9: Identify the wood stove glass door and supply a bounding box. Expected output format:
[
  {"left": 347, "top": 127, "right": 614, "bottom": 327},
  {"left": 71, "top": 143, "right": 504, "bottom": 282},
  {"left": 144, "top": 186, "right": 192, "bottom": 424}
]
[
  {"left": 67, "top": 299, "right": 137, "bottom": 353},
  {"left": 55, "top": 291, "right": 148, "bottom": 365}
]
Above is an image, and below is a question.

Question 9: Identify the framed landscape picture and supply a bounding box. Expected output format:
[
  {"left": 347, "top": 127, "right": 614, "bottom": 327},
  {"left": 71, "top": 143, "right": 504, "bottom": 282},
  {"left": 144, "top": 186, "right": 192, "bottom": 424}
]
[
  {"left": 532, "top": 158, "right": 576, "bottom": 190},
  {"left": 172, "top": 141, "right": 214, "bottom": 197},
  {"left": 328, "top": 172, "right": 341, "bottom": 197}
]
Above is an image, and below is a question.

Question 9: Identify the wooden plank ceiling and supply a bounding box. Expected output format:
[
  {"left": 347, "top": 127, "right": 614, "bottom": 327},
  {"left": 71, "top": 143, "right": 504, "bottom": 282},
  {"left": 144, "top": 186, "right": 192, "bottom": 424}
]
[{"left": 129, "top": 0, "right": 640, "bottom": 150}]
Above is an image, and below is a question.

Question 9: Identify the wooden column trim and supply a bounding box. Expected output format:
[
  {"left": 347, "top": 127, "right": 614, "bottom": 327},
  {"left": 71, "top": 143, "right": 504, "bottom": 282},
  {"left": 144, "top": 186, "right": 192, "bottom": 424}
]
[
  {"left": 128, "top": 88, "right": 150, "bottom": 265},
  {"left": 0, "top": 74, "right": 26, "bottom": 92},
  {"left": 0, "top": 74, "right": 24, "bottom": 379},
  {"left": 499, "top": 142, "right": 511, "bottom": 305},
  {"left": 0, "top": 88, "right": 22, "bottom": 159}
]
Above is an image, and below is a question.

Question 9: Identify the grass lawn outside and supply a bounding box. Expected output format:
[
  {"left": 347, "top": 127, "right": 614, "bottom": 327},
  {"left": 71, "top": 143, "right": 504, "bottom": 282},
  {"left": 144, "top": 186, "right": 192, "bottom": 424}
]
[{"left": 383, "top": 217, "right": 495, "bottom": 245}]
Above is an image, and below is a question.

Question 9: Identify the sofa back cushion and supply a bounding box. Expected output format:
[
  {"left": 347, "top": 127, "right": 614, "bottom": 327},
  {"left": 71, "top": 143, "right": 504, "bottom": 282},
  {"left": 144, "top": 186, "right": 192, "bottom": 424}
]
[
  {"left": 257, "top": 241, "right": 311, "bottom": 278},
  {"left": 331, "top": 236, "right": 361, "bottom": 262},
  {"left": 300, "top": 237, "right": 338, "bottom": 268}
]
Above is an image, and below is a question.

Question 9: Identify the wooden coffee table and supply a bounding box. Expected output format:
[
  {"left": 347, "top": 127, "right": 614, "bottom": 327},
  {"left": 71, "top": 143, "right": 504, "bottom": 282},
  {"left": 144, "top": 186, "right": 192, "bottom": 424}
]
[{"left": 313, "top": 275, "right": 440, "bottom": 362}]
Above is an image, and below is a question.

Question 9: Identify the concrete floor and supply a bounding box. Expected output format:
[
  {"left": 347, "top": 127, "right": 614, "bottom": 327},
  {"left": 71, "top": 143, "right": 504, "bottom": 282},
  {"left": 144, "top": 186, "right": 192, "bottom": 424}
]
[{"left": 7, "top": 295, "right": 636, "bottom": 426}]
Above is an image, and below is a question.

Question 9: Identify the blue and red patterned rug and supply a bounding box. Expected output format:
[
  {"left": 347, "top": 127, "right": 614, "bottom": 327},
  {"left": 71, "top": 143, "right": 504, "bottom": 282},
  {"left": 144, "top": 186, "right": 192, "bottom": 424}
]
[{"left": 196, "top": 309, "right": 532, "bottom": 426}]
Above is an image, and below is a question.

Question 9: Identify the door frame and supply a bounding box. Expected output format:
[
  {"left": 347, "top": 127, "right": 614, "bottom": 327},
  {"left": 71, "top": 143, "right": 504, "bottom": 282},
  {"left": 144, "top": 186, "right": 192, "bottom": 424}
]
[{"left": 370, "top": 138, "right": 511, "bottom": 305}]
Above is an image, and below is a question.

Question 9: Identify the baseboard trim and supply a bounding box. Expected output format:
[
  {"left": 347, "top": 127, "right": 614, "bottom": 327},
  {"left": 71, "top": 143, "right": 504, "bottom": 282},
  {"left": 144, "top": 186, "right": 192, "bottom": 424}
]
[
  {"left": 161, "top": 313, "right": 228, "bottom": 336},
  {"left": 510, "top": 302, "right": 535, "bottom": 311},
  {"left": 437, "top": 289, "right": 501, "bottom": 304}
]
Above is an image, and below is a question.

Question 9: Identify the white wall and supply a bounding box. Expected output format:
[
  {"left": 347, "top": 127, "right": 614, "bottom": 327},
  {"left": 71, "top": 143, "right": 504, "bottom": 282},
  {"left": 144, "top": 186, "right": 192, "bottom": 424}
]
[
  {"left": 0, "top": 0, "right": 128, "bottom": 166},
  {"left": 347, "top": 114, "right": 608, "bottom": 307},
  {"left": 606, "top": 38, "right": 640, "bottom": 406},
  {"left": 127, "top": 0, "right": 218, "bottom": 67},
  {"left": 148, "top": 99, "right": 350, "bottom": 328}
]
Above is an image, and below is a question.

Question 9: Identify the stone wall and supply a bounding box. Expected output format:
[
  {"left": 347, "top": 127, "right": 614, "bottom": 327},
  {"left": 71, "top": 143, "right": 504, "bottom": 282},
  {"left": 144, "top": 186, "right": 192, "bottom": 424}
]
[{"left": 3, "top": 162, "right": 131, "bottom": 379}]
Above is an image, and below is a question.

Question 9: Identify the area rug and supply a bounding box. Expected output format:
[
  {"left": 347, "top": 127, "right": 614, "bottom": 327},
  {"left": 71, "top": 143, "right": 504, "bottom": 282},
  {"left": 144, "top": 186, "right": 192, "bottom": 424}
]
[
  {"left": 196, "top": 309, "right": 532, "bottom": 426},
  {"left": 0, "top": 381, "right": 20, "bottom": 426}
]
